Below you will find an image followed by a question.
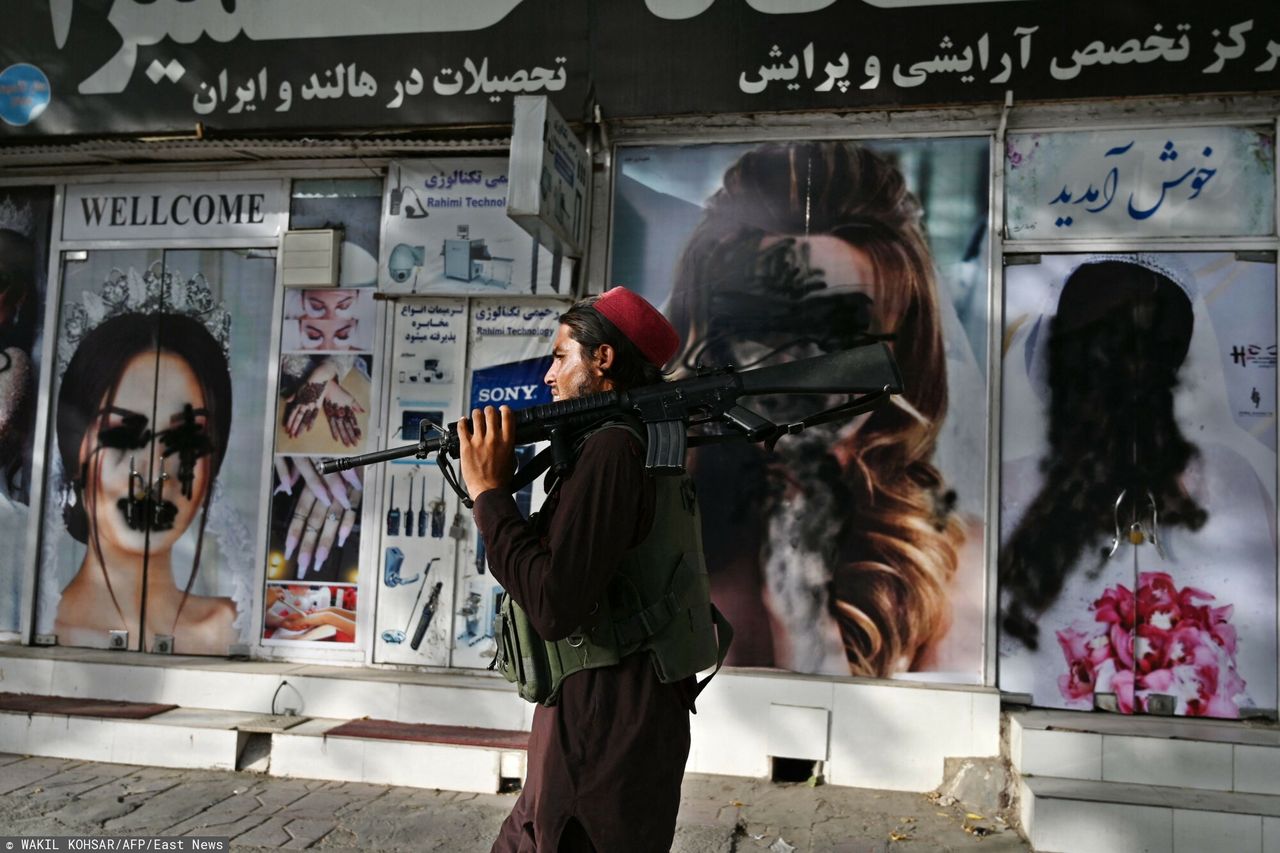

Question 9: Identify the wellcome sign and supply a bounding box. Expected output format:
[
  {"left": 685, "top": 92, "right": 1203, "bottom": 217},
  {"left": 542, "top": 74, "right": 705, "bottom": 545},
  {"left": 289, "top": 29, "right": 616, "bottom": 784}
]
[{"left": 63, "top": 180, "right": 286, "bottom": 241}]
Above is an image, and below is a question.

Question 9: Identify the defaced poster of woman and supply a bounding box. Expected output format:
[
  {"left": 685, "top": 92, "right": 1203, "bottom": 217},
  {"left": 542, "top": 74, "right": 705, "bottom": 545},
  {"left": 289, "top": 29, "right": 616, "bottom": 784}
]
[
  {"left": 36, "top": 249, "right": 274, "bottom": 654},
  {"left": 0, "top": 187, "right": 53, "bottom": 636},
  {"left": 612, "top": 139, "right": 991, "bottom": 681},
  {"left": 999, "top": 253, "right": 1278, "bottom": 719}
]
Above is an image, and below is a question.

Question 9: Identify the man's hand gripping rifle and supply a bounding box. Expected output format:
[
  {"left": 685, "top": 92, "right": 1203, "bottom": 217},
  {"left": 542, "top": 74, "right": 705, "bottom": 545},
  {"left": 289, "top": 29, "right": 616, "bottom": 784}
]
[{"left": 318, "top": 342, "right": 904, "bottom": 505}]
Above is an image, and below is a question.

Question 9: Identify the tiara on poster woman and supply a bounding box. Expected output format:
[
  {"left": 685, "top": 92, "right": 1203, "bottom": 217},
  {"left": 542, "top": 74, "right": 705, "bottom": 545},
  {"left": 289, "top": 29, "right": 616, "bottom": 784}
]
[{"left": 58, "top": 261, "right": 231, "bottom": 375}]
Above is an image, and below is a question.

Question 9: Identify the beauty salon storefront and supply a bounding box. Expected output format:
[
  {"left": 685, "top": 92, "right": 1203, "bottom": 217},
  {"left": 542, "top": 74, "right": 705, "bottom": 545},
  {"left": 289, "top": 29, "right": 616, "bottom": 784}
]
[{"left": 1, "top": 2, "right": 1279, "bottom": 835}]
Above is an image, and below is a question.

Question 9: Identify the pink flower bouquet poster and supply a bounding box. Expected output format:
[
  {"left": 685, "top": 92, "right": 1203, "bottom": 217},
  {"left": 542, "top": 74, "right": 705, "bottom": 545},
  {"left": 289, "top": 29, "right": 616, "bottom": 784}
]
[{"left": 1057, "top": 572, "right": 1247, "bottom": 717}]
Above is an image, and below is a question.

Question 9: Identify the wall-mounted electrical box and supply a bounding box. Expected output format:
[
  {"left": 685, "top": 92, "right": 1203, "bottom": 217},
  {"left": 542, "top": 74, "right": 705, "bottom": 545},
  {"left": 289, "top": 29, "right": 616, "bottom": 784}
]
[{"left": 281, "top": 228, "right": 342, "bottom": 287}]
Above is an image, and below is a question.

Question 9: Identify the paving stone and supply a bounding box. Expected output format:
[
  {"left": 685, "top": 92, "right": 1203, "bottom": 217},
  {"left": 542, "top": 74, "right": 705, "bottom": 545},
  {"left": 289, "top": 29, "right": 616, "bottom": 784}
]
[
  {"left": 279, "top": 788, "right": 381, "bottom": 821},
  {"left": 309, "top": 825, "right": 360, "bottom": 850},
  {"left": 8, "top": 764, "right": 136, "bottom": 814},
  {"left": 824, "top": 842, "right": 890, "bottom": 853},
  {"left": 49, "top": 790, "right": 143, "bottom": 827},
  {"left": 103, "top": 779, "right": 242, "bottom": 832},
  {"left": 232, "top": 815, "right": 293, "bottom": 847},
  {"left": 128, "top": 766, "right": 187, "bottom": 782},
  {"left": 175, "top": 812, "right": 271, "bottom": 839},
  {"left": 0, "top": 760, "right": 1030, "bottom": 852},
  {"left": 0, "top": 757, "right": 80, "bottom": 795},
  {"left": 673, "top": 824, "right": 737, "bottom": 853},
  {"left": 677, "top": 798, "right": 739, "bottom": 828},
  {"left": 73, "top": 770, "right": 184, "bottom": 815},
  {"left": 250, "top": 778, "right": 316, "bottom": 811},
  {"left": 163, "top": 788, "right": 262, "bottom": 834},
  {"left": 281, "top": 817, "right": 336, "bottom": 848},
  {"left": 333, "top": 799, "right": 508, "bottom": 852}
]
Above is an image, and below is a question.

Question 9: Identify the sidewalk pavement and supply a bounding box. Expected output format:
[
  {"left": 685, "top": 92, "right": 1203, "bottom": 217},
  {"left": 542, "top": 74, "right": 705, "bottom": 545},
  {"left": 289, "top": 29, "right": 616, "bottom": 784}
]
[{"left": 0, "top": 753, "right": 1031, "bottom": 852}]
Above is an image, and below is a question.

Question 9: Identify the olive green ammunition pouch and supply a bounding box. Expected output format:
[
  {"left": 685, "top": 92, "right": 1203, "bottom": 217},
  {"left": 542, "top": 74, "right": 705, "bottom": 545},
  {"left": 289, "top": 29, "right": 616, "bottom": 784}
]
[{"left": 492, "top": 423, "right": 733, "bottom": 706}]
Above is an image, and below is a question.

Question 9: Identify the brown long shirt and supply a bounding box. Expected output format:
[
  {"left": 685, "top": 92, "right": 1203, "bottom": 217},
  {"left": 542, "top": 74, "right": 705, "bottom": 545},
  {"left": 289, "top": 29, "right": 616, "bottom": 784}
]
[{"left": 475, "top": 428, "right": 692, "bottom": 853}]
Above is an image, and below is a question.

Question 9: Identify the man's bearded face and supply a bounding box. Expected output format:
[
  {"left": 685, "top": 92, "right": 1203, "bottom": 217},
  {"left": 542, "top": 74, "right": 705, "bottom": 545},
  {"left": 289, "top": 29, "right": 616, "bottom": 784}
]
[{"left": 544, "top": 324, "right": 608, "bottom": 402}]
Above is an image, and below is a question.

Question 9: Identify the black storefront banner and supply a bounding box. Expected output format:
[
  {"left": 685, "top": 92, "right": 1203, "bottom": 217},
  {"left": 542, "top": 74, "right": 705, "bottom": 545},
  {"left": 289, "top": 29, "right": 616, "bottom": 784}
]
[{"left": 0, "top": 1, "right": 1277, "bottom": 137}]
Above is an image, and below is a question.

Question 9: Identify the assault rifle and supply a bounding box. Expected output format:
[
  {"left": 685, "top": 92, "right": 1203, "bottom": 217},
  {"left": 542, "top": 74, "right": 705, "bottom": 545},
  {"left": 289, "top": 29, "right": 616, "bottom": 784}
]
[{"left": 319, "top": 342, "right": 903, "bottom": 506}]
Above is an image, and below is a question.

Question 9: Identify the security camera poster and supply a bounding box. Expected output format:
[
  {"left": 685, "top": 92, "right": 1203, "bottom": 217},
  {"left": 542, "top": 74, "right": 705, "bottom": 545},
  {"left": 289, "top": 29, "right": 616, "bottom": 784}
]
[
  {"left": 450, "top": 297, "right": 568, "bottom": 669},
  {"left": 36, "top": 247, "right": 276, "bottom": 655},
  {"left": 611, "top": 138, "right": 991, "bottom": 682},
  {"left": 373, "top": 296, "right": 468, "bottom": 667},
  {"left": 999, "top": 253, "right": 1277, "bottom": 719},
  {"left": 289, "top": 177, "right": 383, "bottom": 288},
  {"left": 379, "top": 158, "right": 571, "bottom": 297},
  {"left": 0, "top": 185, "right": 53, "bottom": 636}
]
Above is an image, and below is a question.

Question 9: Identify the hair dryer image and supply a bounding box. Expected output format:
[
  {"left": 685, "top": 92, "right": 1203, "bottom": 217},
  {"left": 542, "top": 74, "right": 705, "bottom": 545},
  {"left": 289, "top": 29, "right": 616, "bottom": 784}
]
[{"left": 410, "top": 581, "right": 444, "bottom": 651}]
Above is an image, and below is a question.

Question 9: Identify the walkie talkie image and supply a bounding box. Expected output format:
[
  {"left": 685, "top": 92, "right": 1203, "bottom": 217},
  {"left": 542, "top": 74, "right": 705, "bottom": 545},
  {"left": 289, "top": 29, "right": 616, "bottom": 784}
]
[
  {"left": 410, "top": 581, "right": 444, "bottom": 651},
  {"left": 404, "top": 477, "right": 415, "bottom": 538},
  {"left": 385, "top": 474, "right": 400, "bottom": 536},
  {"left": 418, "top": 476, "right": 429, "bottom": 537}
]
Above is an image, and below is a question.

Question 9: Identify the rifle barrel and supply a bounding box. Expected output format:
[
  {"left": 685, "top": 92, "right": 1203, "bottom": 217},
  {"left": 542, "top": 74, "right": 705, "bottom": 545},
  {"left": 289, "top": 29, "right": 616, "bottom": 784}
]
[{"left": 318, "top": 437, "right": 443, "bottom": 475}]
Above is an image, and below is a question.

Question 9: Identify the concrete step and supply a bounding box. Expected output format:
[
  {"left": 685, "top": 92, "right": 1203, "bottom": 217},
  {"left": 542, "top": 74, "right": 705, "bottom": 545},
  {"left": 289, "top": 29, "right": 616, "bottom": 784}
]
[
  {"left": 0, "top": 643, "right": 1003, "bottom": 793},
  {"left": 272, "top": 717, "right": 527, "bottom": 793},
  {"left": 1010, "top": 709, "right": 1280, "bottom": 795},
  {"left": 1019, "top": 775, "right": 1280, "bottom": 853},
  {"left": 0, "top": 700, "right": 528, "bottom": 794}
]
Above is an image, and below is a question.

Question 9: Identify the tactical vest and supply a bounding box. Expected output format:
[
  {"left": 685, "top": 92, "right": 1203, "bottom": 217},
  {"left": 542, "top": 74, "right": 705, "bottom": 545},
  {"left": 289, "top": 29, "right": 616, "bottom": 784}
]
[{"left": 492, "top": 421, "right": 733, "bottom": 706}]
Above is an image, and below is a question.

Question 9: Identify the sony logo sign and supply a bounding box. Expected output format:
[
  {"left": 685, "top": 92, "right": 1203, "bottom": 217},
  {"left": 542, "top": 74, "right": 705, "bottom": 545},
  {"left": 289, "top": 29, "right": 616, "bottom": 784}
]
[{"left": 475, "top": 384, "right": 540, "bottom": 403}]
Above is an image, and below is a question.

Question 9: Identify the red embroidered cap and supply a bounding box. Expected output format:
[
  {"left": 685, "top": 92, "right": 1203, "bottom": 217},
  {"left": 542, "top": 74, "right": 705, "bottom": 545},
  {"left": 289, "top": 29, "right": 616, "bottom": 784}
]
[{"left": 592, "top": 286, "right": 680, "bottom": 367}]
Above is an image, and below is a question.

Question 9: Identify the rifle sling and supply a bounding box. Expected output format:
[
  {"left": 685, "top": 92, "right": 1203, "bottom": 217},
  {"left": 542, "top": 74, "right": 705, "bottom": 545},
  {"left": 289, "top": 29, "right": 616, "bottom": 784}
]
[{"left": 509, "top": 445, "right": 555, "bottom": 494}]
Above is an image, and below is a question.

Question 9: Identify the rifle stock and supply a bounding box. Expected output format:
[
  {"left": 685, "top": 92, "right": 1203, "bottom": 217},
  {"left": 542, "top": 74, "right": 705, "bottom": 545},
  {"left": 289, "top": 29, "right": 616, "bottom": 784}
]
[{"left": 737, "top": 343, "right": 902, "bottom": 395}]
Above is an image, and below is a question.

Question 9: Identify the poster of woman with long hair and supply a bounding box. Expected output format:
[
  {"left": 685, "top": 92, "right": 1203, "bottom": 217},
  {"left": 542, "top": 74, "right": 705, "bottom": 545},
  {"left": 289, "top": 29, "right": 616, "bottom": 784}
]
[
  {"left": 612, "top": 138, "right": 990, "bottom": 681},
  {"left": 37, "top": 250, "right": 274, "bottom": 654},
  {"left": 999, "top": 253, "right": 1277, "bottom": 718},
  {"left": 0, "top": 187, "right": 52, "bottom": 635}
]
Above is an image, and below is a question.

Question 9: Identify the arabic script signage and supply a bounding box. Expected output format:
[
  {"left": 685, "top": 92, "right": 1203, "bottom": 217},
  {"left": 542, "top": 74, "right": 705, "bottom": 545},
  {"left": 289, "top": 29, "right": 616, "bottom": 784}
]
[
  {"left": 63, "top": 180, "right": 287, "bottom": 241},
  {"left": 594, "top": 2, "right": 1280, "bottom": 120},
  {"left": 379, "top": 159, "right": 569, "bottom": 296},
  {"left": 1, "top": 1, "right": 1278, "bottom": 137},
  {"left": 1005, "top": 127, "right": 1276, "bottom": 240}
]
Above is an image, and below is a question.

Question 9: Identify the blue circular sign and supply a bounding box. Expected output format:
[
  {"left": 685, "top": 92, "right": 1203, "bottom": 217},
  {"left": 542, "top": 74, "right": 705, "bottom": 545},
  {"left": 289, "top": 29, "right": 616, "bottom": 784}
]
[{"left": 0, "top": 64, "right": 51, "bottom": 127}]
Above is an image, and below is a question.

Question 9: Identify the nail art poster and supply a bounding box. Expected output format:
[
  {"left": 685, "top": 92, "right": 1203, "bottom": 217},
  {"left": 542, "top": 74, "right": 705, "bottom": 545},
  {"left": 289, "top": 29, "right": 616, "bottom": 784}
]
[
  {"left": 265, "top": 456, "right": 363, "bottom": 585},
  {"left": 263, "top": 283, "right": 378, "bottom": 644}
]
